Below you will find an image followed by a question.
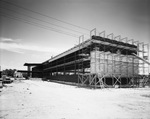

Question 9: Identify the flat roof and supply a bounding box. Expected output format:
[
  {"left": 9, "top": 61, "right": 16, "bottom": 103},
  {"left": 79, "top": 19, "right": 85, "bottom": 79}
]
[
  {"left": 43, "top": 38, "right": 137, "bottom": 64},
  {"left": 18, "top": 70, "right": 42, "bottom": 73},
  {"left": 43, "top": 39, "right": 91, "bottom": 64},
  {"left": 24, "top": 63, "right": 42, "bottom": 66}
]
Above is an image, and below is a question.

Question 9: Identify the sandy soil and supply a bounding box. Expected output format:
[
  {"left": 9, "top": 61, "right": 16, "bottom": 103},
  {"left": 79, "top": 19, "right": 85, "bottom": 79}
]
[{"left": 0, "top": 79, "right": 150, "bottom": 119}]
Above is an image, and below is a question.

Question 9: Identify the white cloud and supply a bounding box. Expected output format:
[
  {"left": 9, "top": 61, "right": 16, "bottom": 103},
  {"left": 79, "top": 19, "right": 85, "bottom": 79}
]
[
  {"left": 0, "top": 37, "right": 61, "bottom": 54},
  {"left": 0, "top": 37, "right": 14, "bottom": 42}
]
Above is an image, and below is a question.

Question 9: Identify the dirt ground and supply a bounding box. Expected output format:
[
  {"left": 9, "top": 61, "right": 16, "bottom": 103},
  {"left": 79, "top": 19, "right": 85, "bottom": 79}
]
[{"left": 0, "top": 79, "right": 150, "bottom": 119}]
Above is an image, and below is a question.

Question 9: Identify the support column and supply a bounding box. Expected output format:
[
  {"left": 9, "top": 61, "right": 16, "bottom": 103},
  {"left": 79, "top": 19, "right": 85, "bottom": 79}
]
[
  {"left": 112, "top": 77, "right": 114, "bottom": 86},
  {"left": 64, "top": 57, "right": 66, "bottom": 75},
  {"left": 75, "top": 52, "right": 77, "bottom": 75},
  {"left": 27, "top": 66, "right": 32, "bottom": 77}
]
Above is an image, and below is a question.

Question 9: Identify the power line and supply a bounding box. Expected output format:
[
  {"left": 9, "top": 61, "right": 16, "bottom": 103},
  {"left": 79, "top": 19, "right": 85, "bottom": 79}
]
[
  {"left": 0, "top": 0, "right": 91, "bottom": 31},
  {"left": 0, "top": 7, "right": 89, "bottom": 37},
  {"left": 0, "top": 12, "right": 79, "bottom": 38}
]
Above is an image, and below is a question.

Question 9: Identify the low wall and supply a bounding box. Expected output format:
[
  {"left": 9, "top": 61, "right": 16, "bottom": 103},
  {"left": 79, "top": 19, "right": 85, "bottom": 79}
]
[{"left": 49, "top": 75, "right": 78, "bottom": 83}]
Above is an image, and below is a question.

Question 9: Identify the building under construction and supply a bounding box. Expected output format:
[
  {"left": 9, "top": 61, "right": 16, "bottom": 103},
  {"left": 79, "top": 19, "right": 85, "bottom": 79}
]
[{"left": 24, "top": 29, "right": 150, "bottom": 88}]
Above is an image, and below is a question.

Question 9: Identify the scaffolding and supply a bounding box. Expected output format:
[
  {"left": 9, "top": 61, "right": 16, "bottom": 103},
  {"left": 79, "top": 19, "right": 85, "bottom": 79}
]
[
  {"left": 77, "top": 28, "right": 149, "bottom": 88},
  {"left": 30, "top": 28, "right": 149, "bottom": 88}
]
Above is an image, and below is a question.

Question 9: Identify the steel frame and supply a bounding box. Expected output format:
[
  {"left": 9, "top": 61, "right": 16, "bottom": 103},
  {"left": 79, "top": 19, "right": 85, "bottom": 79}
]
[{"left": 77, "top": 28, "right": 149, "bottom": 88}]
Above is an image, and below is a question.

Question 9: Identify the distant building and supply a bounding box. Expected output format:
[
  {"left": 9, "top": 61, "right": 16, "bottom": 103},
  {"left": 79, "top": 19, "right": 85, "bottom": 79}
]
[{"left": 14, "top": 71, "right": 23, "bottom": 78}]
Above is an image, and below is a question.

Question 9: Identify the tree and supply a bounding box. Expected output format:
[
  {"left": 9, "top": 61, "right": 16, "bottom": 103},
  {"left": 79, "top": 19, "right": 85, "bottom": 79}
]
[{"left": 2, "top": 69, "right": 16, "bottom": 77}]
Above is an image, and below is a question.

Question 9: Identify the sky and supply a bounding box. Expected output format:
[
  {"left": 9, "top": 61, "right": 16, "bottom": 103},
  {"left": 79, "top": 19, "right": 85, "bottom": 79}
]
[{"left": 0, "top": 0, "right": 150, "bottom": 70}]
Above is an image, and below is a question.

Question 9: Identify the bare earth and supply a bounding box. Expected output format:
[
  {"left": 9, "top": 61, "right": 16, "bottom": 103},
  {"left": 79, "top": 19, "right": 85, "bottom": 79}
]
[{"left": 0, "top": 79, "right": 150, "bottom": 119}]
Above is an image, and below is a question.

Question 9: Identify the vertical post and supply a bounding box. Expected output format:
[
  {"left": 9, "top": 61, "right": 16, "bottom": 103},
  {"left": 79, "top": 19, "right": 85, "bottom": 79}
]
[
  {"left": 89, "top": 39, "right": 92, "bottom": 86},
  {"left": 99, "top": 31, "right": 105, "bottom": 38},
  {"left": 90, "top": 28, "right": 96, "bottom": 38},
  {"left": 120, "top": 37, "right": 127, "bottom": 43},
  {"left": 74, "top": 52, "right": 76, "bottom": 75},
  {"left": 50, "top": 70, "right": 52, "bottom": 76},
  {"left": 127, "top": 39, "right": 134, "bottom": 84},
  {"left": 78, "top": 36, "right": 81, "bottom": 84},
  {"left": 138, "top": 42, "right": 144, "bottom": 76},
  {"left": 142, "top": 43, "right": 145, "bottom": 75},
  {"left": 147, "top": 44, "right": 149, "bottom": 75},
  {"left": 107, "top": 33, "right": 114, "bottom": 40},
  {"left": 143, "top": 44, "right": 149, "bottom": 75},
  {"left": 112, "top": 77, "right": 114, "bottom": 86},
  {"left": 114, "top": 35, "right": 121, "bottom": 41},
  {"left": 0, "top": 66, "right": 1, "bottom": 78},
  {"left": 78, "top": 35, "right": 84, "bottom": 85},
  {"left": 82, "top": 35, "right": 84, "bottom": 76},
  {"left": 56, "top": 60, "right": 58, "bottom": 76},
  {"left": 95, "top": 45, "right": 96, "bottom": 75},
  {"left": 27, "top": 66, "right": 31, "bottom": 78},
  {"left": 127, "top": 39, "right": 134, "bottom": 45},
  {"left": 133, "top": 40, "right": 139, "bottom": 78},
  {"left": 64, "top": 57, "right": 66, "bottom": 75},
  {"left": 99, "top": 30, "right": 105, "bottom": 84}
]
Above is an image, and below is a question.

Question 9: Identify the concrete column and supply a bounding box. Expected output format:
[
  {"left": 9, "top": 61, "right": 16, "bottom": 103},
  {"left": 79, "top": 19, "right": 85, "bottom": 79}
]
[{"left": 27, "top": 66, "right": 32, "bottom": 77}]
